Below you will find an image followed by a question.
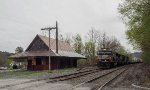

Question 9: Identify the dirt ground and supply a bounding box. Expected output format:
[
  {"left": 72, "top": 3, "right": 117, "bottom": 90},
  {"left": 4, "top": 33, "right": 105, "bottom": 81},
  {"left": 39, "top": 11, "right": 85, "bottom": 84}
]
[{"left": 105, "top": 63, "right": 150, "bottom": 90}]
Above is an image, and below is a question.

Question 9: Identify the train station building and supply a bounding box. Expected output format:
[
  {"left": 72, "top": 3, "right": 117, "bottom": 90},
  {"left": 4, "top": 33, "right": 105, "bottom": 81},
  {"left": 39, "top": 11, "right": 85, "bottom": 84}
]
[{"left": 10, "top": 34, "right": 85, "bottom": 70}]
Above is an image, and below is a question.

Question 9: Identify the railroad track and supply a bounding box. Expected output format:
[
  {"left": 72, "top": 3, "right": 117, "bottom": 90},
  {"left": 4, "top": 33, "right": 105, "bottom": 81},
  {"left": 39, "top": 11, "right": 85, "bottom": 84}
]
[
  {"left": 47, "top": 69, "right": 100, "bottom": 83},
  {"left": 66, "top": 66, "right": 128, "bottom": 90},
  {"left": 0, "top": 67, "right": 99, "bottom": 89},
  {"left": 15, "top": 68, "right": 101, "bottom": 90},
  {"left": 16, "top": 67, "right": 124, "bottom": 90},
  {"left": 94, "top": 67, "right": 128, "bottom": 90},
  {"left": 0, "top": 66, "right": 129, "bottom": 90}
]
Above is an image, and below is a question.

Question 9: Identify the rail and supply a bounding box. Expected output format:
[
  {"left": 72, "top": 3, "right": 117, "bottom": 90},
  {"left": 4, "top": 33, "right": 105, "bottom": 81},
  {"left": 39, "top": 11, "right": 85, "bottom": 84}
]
[{"left": 66, "top": 66, "right": 127, "bottom": 90}]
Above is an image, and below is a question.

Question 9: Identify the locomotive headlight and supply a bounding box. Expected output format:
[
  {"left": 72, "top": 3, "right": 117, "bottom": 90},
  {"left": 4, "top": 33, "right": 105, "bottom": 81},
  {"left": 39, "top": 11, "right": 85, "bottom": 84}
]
[{"left": 105, "top": 59, "right": 109, "bottom": 62}]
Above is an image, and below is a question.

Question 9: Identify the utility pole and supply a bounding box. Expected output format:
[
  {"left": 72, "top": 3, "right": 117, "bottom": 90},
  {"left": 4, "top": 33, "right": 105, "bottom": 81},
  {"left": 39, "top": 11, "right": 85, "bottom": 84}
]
[
  {"left": 41, "top": 21, "right": 58, "bottom": 70},
  {"left": 56, "top": 21, "right": 58, "bottom": 53}
]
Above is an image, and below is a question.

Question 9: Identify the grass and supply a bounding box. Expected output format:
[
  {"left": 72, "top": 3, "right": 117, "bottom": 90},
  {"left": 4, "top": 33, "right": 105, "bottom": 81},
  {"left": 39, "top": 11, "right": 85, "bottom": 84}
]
[
  {"left": 0, "top": 68, "right": 76, "bottom": 79},
  {"left": 0, "top": 70, "right": 47, "bottom": 79},
  {"left": 144, "top": 81, "right": 150, "bottom": 85}
]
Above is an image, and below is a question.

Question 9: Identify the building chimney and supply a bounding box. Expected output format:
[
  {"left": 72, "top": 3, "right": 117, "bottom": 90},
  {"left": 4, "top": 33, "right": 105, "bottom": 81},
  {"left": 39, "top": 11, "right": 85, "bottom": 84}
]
[{"left": 56, "top": 21, "right": 58, "bottom": 53}]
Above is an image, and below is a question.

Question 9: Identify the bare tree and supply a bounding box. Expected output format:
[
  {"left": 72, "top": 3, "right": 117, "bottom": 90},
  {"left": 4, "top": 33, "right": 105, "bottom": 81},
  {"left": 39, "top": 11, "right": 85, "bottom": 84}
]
[
  {"left": 64, "top": 33, "right": 72, "bottom": 45},
  {"left": 97, "top": 33, "right": 122, "bottom": 52}
]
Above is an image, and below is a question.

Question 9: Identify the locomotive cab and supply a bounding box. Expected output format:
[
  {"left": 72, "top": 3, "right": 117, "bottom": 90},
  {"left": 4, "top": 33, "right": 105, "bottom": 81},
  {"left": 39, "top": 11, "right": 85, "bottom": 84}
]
[
  {"left": 97, "top": 49, "right": 114, "bottom": 68},
  {"left": 97, "top": 48, "right": 130, "bottom": 68}
]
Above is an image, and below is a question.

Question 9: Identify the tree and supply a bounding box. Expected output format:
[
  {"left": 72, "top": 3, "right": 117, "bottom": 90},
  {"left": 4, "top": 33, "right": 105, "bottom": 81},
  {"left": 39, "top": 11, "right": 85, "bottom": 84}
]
[
  {"left": 59, "top": 34, "right": 64, "bottom": 41},
  {"left": 64, "top": 33, "right": 72, "bottom": 45},
  {"left": 116, "top": 46, "right": 128, "bottom": 55},
  {"left": 15, "top": 47, "right": 23, "bottom": 53},
  {"left": 0, "top": 53, "right": 5, "bottom": 66},
  {"left": 58, "top": 33, "right": 72, "bottom": 45},
  {"left": 119, "top": 0, "right": 150, "bottom": 62},
  {"left": 84, "top": 41, "right": 96, "bottom": 65},
  {"left": 73, "top": 34, "right": 83, "bottom": 54},
  {"left": 97, "top": 33, "right": 122, "bottom": 52},
  {"left": 84, "top": 28, "right": 100, "bottom": 65},
  {"left": 0, "top": 51, "right": 12, "bottom": 67},
  {"left": 106, "top": 36, "right": 121, "bottom": 52}
]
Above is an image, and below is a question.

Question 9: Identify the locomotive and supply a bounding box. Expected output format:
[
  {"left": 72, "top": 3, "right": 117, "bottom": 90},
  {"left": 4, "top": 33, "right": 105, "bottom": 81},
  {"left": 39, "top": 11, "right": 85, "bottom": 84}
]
[{"left": 97, "top": 48, "right": 129, "bottom": 68}]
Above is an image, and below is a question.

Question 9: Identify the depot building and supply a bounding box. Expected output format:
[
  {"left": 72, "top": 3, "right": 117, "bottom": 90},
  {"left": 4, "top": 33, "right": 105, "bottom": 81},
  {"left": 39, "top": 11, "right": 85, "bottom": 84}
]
[{"left": 10, "top": 34, "right": 85, "bottom": 70}]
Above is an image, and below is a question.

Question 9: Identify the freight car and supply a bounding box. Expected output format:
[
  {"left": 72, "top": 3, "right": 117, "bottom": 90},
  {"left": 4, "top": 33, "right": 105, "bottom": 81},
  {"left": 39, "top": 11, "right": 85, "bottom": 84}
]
[{"left": 97, "top": 48, "right": 129, "bottom": 68}]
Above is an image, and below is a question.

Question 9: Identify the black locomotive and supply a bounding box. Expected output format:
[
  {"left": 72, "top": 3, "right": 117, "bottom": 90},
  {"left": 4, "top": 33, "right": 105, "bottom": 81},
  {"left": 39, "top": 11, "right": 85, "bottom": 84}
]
[{"left": 97, "top": 48, "right": 129, "bottom": 68}]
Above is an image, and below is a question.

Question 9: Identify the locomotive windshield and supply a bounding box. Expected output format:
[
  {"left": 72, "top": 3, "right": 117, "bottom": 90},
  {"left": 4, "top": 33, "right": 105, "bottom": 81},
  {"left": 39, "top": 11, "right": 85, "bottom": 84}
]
[
  {"left": 97, "top": 51, "right": 112, "bottom": 59},
  {"left": 97, "top": 51, "right": 112, "bottom": 55},
  {"left": 101, "top": 55, "right": 111, "bottom": 59}
]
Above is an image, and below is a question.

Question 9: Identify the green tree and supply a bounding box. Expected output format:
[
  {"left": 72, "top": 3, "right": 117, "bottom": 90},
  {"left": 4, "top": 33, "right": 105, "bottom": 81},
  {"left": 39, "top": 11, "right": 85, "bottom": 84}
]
[
  {"left": 0, "top": 51, "right": 12, "bottom": 67},
  {"left": 119, "top": 0, "right": 150, "bottom": 62},
  {"left": 73, "top": 34, "right": 83, "bottom": 54},
  {"left": 84, "top": 29, "right": 99, "bottom": 65},
  {"left": 116, "top": 46, "right": 128, "bottom": 55},
  {"left": 0, "top": 53, "right": 4, "bottom": 66},
  {"left": 15, "top": 47, "right": 24, "bottom": 53},
  {"left": 84, "top": 41, "right": 96, "bottom": 65}
]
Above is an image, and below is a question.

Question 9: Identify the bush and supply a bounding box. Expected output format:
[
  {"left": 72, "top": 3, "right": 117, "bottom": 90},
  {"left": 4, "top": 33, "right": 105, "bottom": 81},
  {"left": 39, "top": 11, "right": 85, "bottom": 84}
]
[{"left": 77, "top": 59, "right": 89, "bottom": 67}]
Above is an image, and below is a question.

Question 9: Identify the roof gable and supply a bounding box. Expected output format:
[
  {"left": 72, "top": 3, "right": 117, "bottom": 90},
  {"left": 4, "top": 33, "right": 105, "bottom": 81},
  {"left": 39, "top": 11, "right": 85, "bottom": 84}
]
[{"left": 26, "top": 35, "right": 49, "bottom": 51}]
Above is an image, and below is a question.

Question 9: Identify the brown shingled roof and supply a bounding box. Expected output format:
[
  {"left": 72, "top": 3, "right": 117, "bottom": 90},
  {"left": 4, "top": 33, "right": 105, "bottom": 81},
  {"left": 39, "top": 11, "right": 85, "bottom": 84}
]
[
  {"left": 38, "top": 35, "right": 74, "bottom": 52},
  {"left": 10, "top": 34, "right": 86, "bottom": 59}
]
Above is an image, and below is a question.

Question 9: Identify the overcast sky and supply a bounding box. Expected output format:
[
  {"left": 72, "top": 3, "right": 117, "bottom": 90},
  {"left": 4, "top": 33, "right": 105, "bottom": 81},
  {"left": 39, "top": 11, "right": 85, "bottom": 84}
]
[{"left": 0, "top": 0, "right": 135, "bottom": 53}]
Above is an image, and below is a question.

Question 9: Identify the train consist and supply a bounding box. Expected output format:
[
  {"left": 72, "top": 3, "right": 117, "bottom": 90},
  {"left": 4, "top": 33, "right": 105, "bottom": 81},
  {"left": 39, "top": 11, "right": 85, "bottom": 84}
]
[{"left": 97, "top": 48, "right": 130, "bottom": 68}]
